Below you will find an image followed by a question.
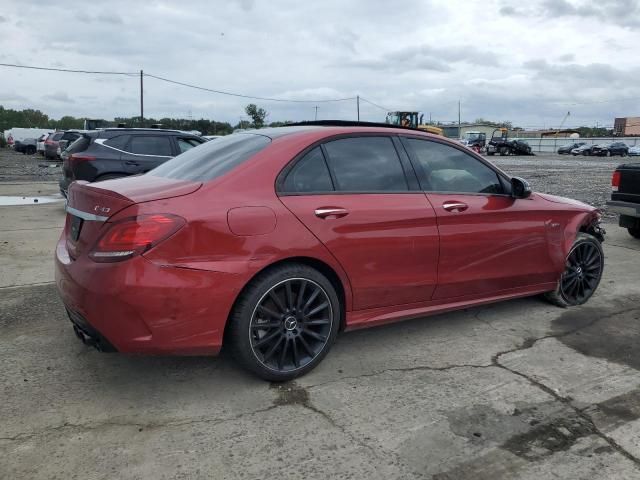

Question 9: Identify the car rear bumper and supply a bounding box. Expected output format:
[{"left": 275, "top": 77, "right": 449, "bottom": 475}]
[
  {"left": 607, "top": 200, "right": 640, "bottom": 218},
  {"left": 55, "top": 234, "right": 241, "bottom": 355}
]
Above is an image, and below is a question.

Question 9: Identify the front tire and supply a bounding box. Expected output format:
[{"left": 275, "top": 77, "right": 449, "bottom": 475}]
[
  {"left": 629, "top": 227, "right": 640, "bottom": 239},
  {"left": 545, "top": 233, "right": 604, "bottom": 307},
  {"left": 227, "top": 264, "right": 341, "bottom": 381}
]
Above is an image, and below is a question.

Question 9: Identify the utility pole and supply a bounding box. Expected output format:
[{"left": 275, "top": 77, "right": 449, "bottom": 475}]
[
  {"left": 140, "top": 69, "right": 144, "bottom": 126},
  {"left": 458, "top": 100, "right": 461, "bottom": 138},
  {"left": 314, "top": 106, "right": 318, "bottom": 121},
  {"left": 429, "top": 112, "right": 432, "bottom": 124},
  {"left": 357, "top": 95, "right": 360, "bottom": 121}
]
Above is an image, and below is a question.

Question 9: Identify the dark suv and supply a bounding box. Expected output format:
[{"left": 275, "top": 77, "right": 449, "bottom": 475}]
[
  {"left": 592, "top": 142, "right": 629, "bottom": 157},
  {"left": 59, "top": 128, "right": 206, "bottom": 196}
]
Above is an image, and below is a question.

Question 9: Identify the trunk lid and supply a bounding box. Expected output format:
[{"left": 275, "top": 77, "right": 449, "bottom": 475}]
[{"left": 65, "top": 175, "right": 201, "bottom": 259}]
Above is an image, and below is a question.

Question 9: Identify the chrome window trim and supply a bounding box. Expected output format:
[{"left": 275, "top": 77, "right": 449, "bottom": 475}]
[
  {"left": 65, "top": 205, "right": 108, "bottom": 222},
  {"left": 94, "top": 138, "right": 173, "bottom": 158}
]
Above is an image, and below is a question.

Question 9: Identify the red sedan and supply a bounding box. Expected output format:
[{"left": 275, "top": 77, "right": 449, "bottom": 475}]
[{"left": 55, "top": 124, "right": 605, "bottom": 380}]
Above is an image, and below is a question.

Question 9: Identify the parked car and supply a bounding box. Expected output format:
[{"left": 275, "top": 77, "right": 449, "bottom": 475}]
[
  {"left": 59, "top": 128, "right": 206, "bottom": 196},
  {"left": 14, "top": 138, "right": 37, "bottom": 155},
  {"left": 557, "top": 142, "right": 586, "bottom": 155},
  {"left": 36, "top": 133, "right": 53, "bottom": 155},
  {"left": 509, "top": 139, "right": 533, "bottom": 155},
  {"left": 57, "top": 131, "right": 84, "bottom": 157},
  {"left": 44, "top": 132, "right": 63, "bottom": 159},
  {"left": 607, "top": 163, "right": 640, "bottom": 238},
  {"left": 56, "top": 124, "right": 605, "bottom": 381},
  {"left": 628, "top": 145, "right": 640, "bottom": 156},
  {"left": 591, "top": 142, "right": 628, "bottom": 157},
  {"left": 571, "top": 144, "right": 593, "bottom": 156}
]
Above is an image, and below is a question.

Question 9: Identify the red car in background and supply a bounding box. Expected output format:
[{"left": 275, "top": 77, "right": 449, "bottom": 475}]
[{"left": 55, "top": 123, "right": 605, "bottom": 380}]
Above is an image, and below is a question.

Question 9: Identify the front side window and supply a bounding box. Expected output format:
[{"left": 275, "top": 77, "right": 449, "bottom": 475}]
[
  {"left": 323, "top": 137, "right": 408, "bottom": 192},
  {"left": 128, "top": 136, "right": 173, "bottom": 156},
  {"left": 282, "top": 147, "right": 334, "bottom": 193},
  {"left": 405, "top": 138, "right": 503, "bottom": 194}
]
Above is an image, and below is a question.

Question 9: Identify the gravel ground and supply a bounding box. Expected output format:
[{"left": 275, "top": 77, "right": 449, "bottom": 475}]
[
  {"left": 0, "top": 148, "right": 62, "bottom": 182},
  {"left": 488, "top": 154, "right": 625, "bottom": 219},
  {"left": 0, "top": 147, "right": 629, "bottom": 218}
]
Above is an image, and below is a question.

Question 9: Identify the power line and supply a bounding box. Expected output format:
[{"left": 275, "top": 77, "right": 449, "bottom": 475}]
[
  {"left": 0, "top": 62, "right": 358, "bottom": 104},
  {"left": 144, "top": 73, "right": 356, "bottom": 103},
  {"left": 0, "top": 62, "right": 137, "bottom": 76},
  {"left": 359, "top": 97, "right": 390, "bottom": 112}
]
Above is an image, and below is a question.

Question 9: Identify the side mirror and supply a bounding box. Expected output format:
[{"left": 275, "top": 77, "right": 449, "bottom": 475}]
[{"left": 511, "top": 177, "right": 531, "bottom": 199}]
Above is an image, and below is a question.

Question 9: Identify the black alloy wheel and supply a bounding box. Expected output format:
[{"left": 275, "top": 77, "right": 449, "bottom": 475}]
[
  {"left": 228, "top": 263, "right": 341, "bottom": 381},
  {"left": 559, "top": 239, "right": 603, "bottom": 304},
  {"left": 250, "top": 278, "right": 333, "bottom": 373}
]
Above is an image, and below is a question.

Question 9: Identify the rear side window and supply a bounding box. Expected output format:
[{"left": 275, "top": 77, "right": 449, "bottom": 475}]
[
  {"left": 405, "top": 138, "right": 503, "bottom": 194},
  {"left": 323, "top": 137, "right": 408, "bottom": 192},
  {"left": 52, "top": 133, "right": 63, "bottom": 141},
  {"left": 62, "top": 132, "right": 80, "bottom": 141},
  {"left": 282, "top": 147, "right": 334, "bottom": 193},
  {"left": 149, "top": 133, "right": 270, "bottom": 181},
  {"left": 104, "top": 135, "right": 130, "bottom": 150},
  {"left": 128, "top": 136, "right": 173, "bottom": 156},
  {"left": 66, "top": 135, "right": 92, "bottom": 154}
]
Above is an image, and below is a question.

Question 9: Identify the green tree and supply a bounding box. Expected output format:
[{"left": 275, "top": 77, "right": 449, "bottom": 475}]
[{"left": 245, "top": 104, "right": 268, "bottom": 128}]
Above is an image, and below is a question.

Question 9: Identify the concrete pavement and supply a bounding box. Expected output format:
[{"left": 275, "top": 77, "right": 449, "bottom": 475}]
[{"left": 1, "top": 181, "right": 640, "bottom": 479}]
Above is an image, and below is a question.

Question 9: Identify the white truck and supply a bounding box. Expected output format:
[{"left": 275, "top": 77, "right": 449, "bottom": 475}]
[{"left": 4, "top": 128, "right": 54, "bottom": 146}]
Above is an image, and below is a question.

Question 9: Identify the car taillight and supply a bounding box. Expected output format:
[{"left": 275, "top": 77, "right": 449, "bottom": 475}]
[
  {"left": 69, "top": 154, "right": 96, "bottom": 163},
  {"left": 89, "top": 214, "right": 185, "bottom": 262},
  {"left": 612, "top": 171, "right": 621, "bottom": 191}
]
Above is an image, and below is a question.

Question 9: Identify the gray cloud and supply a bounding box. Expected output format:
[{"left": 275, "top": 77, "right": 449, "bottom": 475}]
[
  {"left": 499, "top": 5, "right": 518, "bottom": 16},
  {"left": 540, "top": 0, "right": 640, "bottom": 29},
  {"left": 345, "top": 44, "right": 500, "bottom": 73},
  {"left": 0, "top": 0, "right": 638, "bottom": 128},
  {"left": 42, "top": 92, "right": 75, "bottom": 104},
  {"left": 75, "top": 11, "right": 124, "bottom": 24}
]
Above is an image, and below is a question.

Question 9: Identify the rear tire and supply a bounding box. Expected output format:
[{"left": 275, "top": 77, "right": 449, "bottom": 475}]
[
  {"left": 227, "top": 263, "right": 341, "bottom": 381},
  {"left": 544, "top": 233, "right": 604, "bottom": 307},
  {"left": 629, "top": 227, "right": 640, "bottom": 239}
]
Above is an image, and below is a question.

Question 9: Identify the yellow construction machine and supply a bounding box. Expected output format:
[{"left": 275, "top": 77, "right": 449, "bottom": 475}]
[{"left": 385, "top": 111, "right": 444, "bottom": 136}]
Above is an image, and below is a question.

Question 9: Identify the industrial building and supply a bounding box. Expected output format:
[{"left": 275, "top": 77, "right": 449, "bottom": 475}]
[{"left": 614, "top": 117, "right": 640, "bottom": 136}]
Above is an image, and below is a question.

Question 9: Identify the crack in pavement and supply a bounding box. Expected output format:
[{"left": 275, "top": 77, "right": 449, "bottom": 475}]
[
  {"left": 490, "top": 305, "right": 640, "bottom": 468},
  {"left": 606, "top": 242, "right": 640, "bottom": 252},
  {"left": 5, "top": 304, "right": 640, "bottom": 473},
  {"left": 304, "top": 363, "right": 494, "bottom": 390},
  {"left": 0, "top": 405, "right": 280, "bottom": 443},
  {"left": 270, "top": 382, "right": 414, "bottom": 476}
]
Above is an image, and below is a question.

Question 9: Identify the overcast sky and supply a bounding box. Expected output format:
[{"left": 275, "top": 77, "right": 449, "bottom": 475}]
[{"left": 1, "top": 0, "right": 639, "bottom": 128}]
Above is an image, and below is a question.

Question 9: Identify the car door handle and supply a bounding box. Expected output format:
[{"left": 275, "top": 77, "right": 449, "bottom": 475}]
[
  {"left": 442, "top": 202, "right": 468, "bottom": 212},
  {"left": 314, "top": 208, "right": 349, "bottom": 219},
  {"left": 124, "top": 160, "right": 140, "bottom": 166}
]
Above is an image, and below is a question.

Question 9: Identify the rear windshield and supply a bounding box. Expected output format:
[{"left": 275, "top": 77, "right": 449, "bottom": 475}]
[
  {"left": 149, "top": 133, "right": 270, "bottom": 181},
  {"left": 66, "top": 134, "right": 94, "bottom": 154}
]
